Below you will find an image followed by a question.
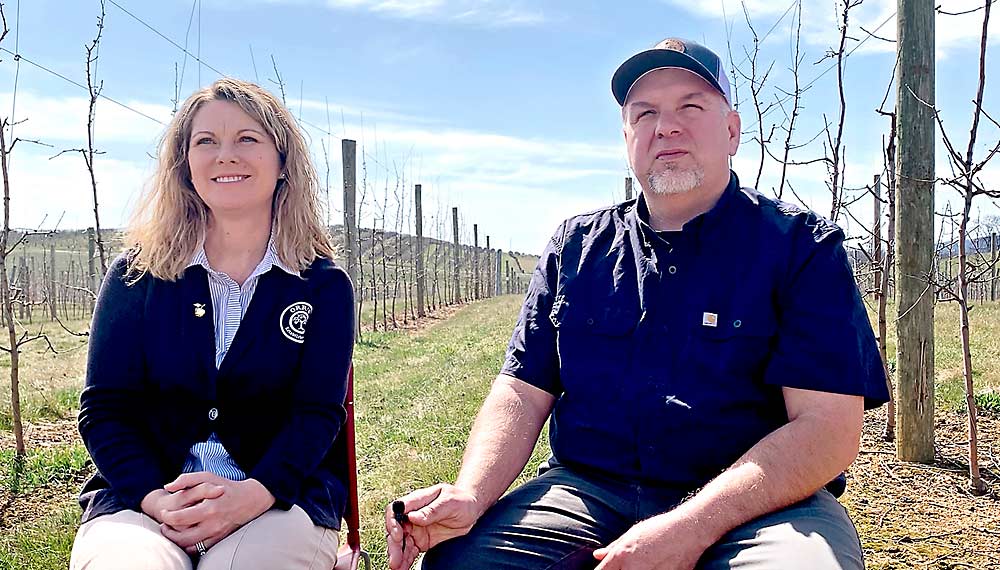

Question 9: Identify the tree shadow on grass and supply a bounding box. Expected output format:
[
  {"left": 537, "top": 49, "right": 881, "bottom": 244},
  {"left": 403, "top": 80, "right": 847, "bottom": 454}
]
[
  {"left": 356, "top": 337, "right": 391, "bottom": 350},
  {"left": 0, "top": 452, "right": 26, "bottom": 526}
]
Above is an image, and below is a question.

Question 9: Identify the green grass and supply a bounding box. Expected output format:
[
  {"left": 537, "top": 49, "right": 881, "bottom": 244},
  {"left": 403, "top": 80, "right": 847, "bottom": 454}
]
[
  {"left": 975, "top": 390, "right": 1000, "bottom": 414},
  {"left": 872, "top": 300, "right": 1000, "bottom": 411},
  {"left": 1, "top": 445, "right": 90, "bottom": 495},
  {"left": 0, "top": 319, "right": 90, "bottom": 430},
  {"left": 351, "top": 295, "right": 550, "bottom": 568},
  {"left": 0, "top": 507, "right": 78, "bottom": 570},
  {"left": 0, "top": 446, "right": 90, "bottom": 570}
]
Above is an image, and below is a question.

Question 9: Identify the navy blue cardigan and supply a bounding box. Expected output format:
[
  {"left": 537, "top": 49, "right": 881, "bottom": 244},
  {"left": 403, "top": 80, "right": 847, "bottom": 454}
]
[{"left": 78, "top": 253, "right": 355, "bottom": 529}]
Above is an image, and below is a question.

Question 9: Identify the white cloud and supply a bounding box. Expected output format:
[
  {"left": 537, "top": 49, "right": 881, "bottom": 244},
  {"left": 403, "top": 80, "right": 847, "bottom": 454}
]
[
  {"left": 406, "top": 179, "right": 609, "bottom": 254},
  {"left": 663, "top": 0, "right": 1000, "bottom": 59},
  {"left": 318, "top": 118, "right": 626, "bottom": 250},
  {"left": 327, "top": 0, "right": 545, "bottom": 26},
  {"left": 252, "top": 0, "right": 545, "bottom": 26},
  {"left": 297, "top": 98, "right": 441, "bottom": 127},
  {"left": 0, "top": 90, "right": 170, "bottom": 146},
  {"left": 8, "top": 151, "right": 151, "bottom": 232},
  {"left": 4, "top": 90, "right": 625, "bottom": 252},
  {"left": 15, "top": 86, "right": 990, "bottom": 252},
  {"left": 731, "top": 133, "right": 888, "bottom": 224}
]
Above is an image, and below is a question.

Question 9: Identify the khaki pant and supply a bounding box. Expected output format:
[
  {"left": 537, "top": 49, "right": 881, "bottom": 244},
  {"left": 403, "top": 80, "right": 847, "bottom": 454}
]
[{"left": 70, "top": 505, "right": 339, "bottom": 570}]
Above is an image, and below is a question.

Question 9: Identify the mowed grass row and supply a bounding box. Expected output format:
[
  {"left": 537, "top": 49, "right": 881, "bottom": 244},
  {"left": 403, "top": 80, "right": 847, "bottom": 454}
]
[{"left": 352, "top": 295, "right": 551, "bottom": 568}]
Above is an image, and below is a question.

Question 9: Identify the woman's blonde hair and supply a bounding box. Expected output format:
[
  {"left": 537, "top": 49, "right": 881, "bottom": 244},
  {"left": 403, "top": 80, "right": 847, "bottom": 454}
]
[{"left": 125, "top": 78, "right": 334, "bottom": 281}]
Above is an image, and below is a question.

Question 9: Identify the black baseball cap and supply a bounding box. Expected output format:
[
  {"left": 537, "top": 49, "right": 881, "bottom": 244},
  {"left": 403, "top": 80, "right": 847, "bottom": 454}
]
[{"left": 612, "top": 38, "right": 732, "bottom": 107}]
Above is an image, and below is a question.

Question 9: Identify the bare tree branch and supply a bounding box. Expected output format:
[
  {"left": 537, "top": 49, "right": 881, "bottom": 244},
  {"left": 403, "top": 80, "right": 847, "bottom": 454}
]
[
  {"left": 936, "top": 0, "right": 997, "bottom": 17},
  {"left": 774, "top": 0, "right": 804, "bottom": 200},
  {"left": 84, "top": 0, "right": 109, "bottom": 274},
  {"left": 8, "top": 137, "right": 51, "bottom": 153},
  {"left": 269, "top": 54, "right": 287, "bottom": 106}
]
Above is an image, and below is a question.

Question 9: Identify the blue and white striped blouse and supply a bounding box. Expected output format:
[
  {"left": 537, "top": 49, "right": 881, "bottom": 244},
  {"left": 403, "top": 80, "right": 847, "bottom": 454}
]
[{"left": 181, "top": 238, "right": 298, "bottom": 480}]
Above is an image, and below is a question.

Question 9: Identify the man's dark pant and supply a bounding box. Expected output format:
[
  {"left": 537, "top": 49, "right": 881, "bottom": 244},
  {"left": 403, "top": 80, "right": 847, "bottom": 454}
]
[{"left": 421, "top": 464, "right": 864, "bottom": 570}]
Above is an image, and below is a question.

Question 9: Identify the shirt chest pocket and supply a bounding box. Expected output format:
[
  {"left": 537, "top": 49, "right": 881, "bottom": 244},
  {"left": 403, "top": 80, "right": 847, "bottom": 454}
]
[
  {"left": 685, "top": 312, "right": 776, "bottom": 382},
  {"left": 550, "top": 294, "right": 640, "bottom": 395}
]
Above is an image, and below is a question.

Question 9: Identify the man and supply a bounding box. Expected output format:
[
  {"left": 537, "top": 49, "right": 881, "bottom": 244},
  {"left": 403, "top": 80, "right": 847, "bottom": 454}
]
[{"left": 386, "top": 38, "right": 889, "bottom": 570}]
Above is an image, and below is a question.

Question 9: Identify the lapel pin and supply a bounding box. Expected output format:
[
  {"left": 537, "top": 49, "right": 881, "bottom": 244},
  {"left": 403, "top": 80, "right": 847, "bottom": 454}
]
[
  {"left": 702, "top": 312, "right": 718, "bottom": 327},
  {"left": 193, "top": 303, "right": 206, "bottom": 318}
]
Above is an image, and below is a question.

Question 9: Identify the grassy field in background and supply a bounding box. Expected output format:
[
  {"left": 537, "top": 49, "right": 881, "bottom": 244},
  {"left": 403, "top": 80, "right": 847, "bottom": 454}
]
[
  {"left": 1, "top": 295, "right": 998, "bottom": 569},
  {"left": 875, "top": 300, "right": 1000, "bottom": 410},
  {"left": 0, "top": 319, "right": 90, "bottom": 432}
]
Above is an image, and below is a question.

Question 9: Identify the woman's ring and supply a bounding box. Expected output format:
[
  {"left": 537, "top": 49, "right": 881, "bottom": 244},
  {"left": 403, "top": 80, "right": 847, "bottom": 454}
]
[{"left": 196, "top": 541, "right": 208, "bottom": 556}]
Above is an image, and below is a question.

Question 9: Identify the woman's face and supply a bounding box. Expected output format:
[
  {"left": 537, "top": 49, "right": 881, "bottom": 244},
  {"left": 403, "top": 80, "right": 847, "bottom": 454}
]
[{"left": 186, "top": 99, "right": 282, "bottom": 219}]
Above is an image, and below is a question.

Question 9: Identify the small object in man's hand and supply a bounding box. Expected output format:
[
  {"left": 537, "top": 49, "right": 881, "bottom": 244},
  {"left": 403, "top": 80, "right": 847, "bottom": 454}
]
[{"left": 392, "top": 500, "right": 409, "bottom": 523}]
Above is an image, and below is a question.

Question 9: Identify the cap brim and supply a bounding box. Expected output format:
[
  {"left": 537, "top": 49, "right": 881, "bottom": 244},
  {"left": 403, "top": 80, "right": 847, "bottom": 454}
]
[{"left": 612, "top": 49, "right": 725, "bottom": 106}]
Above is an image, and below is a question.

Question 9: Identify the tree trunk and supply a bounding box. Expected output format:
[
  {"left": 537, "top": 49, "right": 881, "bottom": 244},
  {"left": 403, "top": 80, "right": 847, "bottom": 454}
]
[
  {"left": 883, "top": 119, "right": 899, "bottom": 441},
  {"left": 1, "top": 125, "right": 26, "bottom": 457},
  {"left": 957, "top": 193, "right": 985, "bottom": 494}
]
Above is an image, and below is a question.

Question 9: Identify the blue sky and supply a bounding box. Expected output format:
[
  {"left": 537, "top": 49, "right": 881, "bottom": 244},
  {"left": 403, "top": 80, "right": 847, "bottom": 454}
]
[{"left": 2, "top": 0, "right": 998, "bottom": 253}]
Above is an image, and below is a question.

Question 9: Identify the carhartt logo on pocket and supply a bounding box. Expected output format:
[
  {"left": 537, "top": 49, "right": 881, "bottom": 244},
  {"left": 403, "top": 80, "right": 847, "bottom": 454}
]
[
  {"left": 702, "top": 312, "right": 718, "bottom": 327},
  {"left": 280, "top": 302, "right": 313, "bottom": 344}
]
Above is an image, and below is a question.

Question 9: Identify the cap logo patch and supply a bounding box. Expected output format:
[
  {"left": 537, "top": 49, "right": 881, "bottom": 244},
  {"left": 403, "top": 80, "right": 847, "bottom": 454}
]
[
  {"left": 280, "top": 301, "right": 313, "bottom": 344},
  {"left": 659, "top": 38, "right": 686, "bottom": 53}
]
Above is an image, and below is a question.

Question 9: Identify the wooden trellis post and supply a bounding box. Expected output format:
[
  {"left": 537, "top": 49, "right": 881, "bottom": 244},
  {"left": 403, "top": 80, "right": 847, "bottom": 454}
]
[
  {"left": 414, "top": 184, "right": 426, "bottom": 317},
  {"left": 452, "top": 207, "right": 461, "bottom": 304}
]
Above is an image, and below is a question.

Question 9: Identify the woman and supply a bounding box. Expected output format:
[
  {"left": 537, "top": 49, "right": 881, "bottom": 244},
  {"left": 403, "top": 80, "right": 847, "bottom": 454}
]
[{"left": 70, "top": 78, "right": 354, "bottom": 570}]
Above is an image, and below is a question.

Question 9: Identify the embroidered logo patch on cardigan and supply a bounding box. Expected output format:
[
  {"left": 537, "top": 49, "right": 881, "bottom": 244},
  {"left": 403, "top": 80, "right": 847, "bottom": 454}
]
[{"left": 280, "top": 302, "right": 313, "bottom": 344}]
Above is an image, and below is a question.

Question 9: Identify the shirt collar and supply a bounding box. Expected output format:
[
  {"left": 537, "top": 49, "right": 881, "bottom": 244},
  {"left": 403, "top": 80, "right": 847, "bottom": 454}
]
[
  {"left": 187, "top": 232, "right": 300, "bottom": 278},
  {"left": 631, "top": 170, "right": 742, "bottom": 245},
  {"left": 263, "top": 240, "right": 300, "bottom": 277}
]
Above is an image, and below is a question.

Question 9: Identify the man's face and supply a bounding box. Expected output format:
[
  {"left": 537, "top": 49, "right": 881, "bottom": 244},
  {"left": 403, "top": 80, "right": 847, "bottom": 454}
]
[{"left": 622, "top": 68, "right": 740, "bottom": 196}]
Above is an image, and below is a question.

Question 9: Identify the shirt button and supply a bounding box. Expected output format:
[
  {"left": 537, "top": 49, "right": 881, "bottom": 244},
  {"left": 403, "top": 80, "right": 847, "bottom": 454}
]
[
  {"left": 586, "top": 317, "right": 595, "bottom": 326},
  {"left": 668, "top": 265, "right": 678, "bottom": 275},
  {"left": 208, "top": 408, "right": 219, "bottom": 421},
  {"left": 734, "top": 319, "right": 742, "bottom": 328}
]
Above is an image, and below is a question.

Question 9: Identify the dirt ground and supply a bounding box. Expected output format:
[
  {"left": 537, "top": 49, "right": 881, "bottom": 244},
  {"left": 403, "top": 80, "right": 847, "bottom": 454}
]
[
  {"left": 2, "top": 409, "right": 999, "bottom": 568},
  {"left": 0, "top": 419, "right": 85, "bottom": 533},
  {"left": 844, "top": 409, "right": 1000, "bottom": 569}
]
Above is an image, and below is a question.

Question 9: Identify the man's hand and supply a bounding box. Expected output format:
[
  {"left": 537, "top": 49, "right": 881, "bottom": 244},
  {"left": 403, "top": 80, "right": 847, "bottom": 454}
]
[
  {"left": 593, "top": 511, "right": 712, "bottom": 570},
  {"left": 156, "top": 472, "right": 275, "bottom": 556},
  {"left": 385, "top": 484, "right": 482, "bottom": 570}
]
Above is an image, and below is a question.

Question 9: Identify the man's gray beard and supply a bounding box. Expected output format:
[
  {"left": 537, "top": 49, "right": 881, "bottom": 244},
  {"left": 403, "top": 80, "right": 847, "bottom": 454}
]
[{"left": 647, "top": 167, "right": 704, "bottom": 196}]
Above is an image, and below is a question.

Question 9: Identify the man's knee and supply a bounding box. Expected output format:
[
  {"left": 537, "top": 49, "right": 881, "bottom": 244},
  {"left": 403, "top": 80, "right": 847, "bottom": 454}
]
[
  {"left": 699, "top": 492, "right": 863, "bottom": 570},
  {"left": 420, "top": 471, "right": 625, "bottom": 570},
  {"left": 420, "top": 538, "right": 472, "bottom": 570},
  {"left": 707, "top": 529, "right": 861, "bottom": 569}
]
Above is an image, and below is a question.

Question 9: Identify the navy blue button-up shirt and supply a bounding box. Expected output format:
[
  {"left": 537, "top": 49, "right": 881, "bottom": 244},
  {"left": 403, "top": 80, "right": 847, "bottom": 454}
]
[{"left": 501, "top": 172, "right": 889, "bottom": 492}]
